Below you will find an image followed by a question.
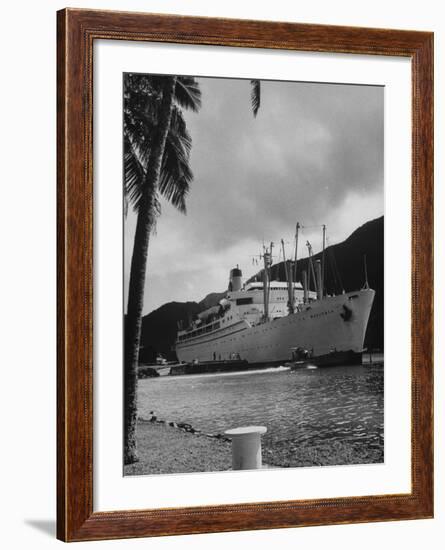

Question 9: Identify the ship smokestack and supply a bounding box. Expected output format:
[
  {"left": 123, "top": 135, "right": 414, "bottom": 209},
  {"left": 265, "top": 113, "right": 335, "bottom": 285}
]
[
  {"left": 229, "top": 266, "right": 243, "bottom": 292},
  {"left": 302, "top": 270, "right": 308, "bottom": 303},
  {"left": 315, "top": 260, "right": 323, "bottom": 300}
]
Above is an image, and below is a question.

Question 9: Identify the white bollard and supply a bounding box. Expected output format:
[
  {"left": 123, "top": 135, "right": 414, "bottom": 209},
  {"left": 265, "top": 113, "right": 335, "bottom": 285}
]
[{"left": 224, "top": 426, "right": 267, "bottom": 470}]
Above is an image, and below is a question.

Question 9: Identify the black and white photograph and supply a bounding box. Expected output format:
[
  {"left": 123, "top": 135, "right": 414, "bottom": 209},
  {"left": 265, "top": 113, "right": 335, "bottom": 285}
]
[
  {"left": 123, "top": 73, "right": 384, "bottom": 476},
  {"left": 1, "top": 0, "right": 439, "bottom": 547}
]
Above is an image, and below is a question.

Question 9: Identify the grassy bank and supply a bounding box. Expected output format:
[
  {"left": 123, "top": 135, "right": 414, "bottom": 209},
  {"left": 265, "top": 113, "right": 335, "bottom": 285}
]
[{"left": 124, "top": 420, "right": 232, "bottom": 476}]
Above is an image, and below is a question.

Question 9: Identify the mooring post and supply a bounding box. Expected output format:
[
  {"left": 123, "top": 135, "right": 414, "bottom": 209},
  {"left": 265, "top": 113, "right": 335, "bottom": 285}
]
[{"left": 224, "top": 426, "right": 267, "bottom": 470}]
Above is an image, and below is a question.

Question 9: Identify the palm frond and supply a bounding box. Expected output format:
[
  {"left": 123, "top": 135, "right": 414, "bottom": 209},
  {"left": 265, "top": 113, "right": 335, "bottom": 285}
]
[
  {"left": 124, "top": 106, "right": 194, "bottom": 215},
  {"left": 123, "top": 133, "right": 145, "bottom": 211},
  {"left": 123, "top": 132, "right": 161, "bottom": 220},
  {"left": 175, "top": 76, "right": 202, "bottom": 112},
  {"left": 250, "top": 79, "right": 261, "bottom": 117},
  {"left": 123, "top": 73, "right": 200, "bottom": 216},
  {"left": 158, "top": 107, "right": 193, "bottom": 213}
]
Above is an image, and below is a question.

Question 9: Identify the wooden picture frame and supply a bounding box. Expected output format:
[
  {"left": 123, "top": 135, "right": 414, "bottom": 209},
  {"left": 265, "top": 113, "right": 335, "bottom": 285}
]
[{"left": 57, "top": 8, "right": 433, "bottom": 542}]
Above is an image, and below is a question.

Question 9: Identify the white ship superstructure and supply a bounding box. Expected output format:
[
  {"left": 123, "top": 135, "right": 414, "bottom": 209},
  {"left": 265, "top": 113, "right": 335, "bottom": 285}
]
[{"left": 175, "top": 228, "right": 375, "bottom": 367}]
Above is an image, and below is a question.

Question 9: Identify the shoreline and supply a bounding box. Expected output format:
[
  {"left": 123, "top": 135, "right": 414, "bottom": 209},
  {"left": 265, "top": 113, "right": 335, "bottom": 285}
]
[{"left": 124, "top": 414, "right": 383, "bottom": 476}]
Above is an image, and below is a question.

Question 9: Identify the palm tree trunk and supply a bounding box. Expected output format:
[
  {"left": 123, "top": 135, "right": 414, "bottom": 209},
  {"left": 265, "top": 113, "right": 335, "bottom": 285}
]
[{"left": 124, "top": 77, "right": 177, "bottom": 465}]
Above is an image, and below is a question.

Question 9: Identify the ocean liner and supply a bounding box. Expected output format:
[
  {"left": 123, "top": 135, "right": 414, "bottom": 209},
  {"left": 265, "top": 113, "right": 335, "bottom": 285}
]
[{"left": 175, "top": 227, "right": 375, "bottom": 367}]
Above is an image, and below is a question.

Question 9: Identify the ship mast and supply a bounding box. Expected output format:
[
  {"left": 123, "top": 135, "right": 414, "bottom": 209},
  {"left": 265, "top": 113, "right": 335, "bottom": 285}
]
[
  {"left": 306, "top": 241, "right": 318, "bottom": 296},
  {"left": 293, "top": 222, "right": 300, "bottom": 290},
  {"left": 268, "top": 242, "right": 274, "bottom": 315},
  {"left": 281, "top": 239, "right": 294, "bottom": 314},
  {"left": 321, "top": 224, "right": 326, "bottom": 298},
  {"left": 362, "top": 254, "right": 370, "bottom": 289},
  {"left": 262, "top": 243, "right": 273, "bottom": 321},
  {"left": 262, "top": 246, "right": 268, "bottom": 320}
]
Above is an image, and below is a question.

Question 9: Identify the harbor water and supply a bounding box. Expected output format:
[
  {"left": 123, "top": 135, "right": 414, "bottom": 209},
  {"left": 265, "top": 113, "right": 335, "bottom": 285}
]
[{"left": 137, "top": 361, "right": 384, "bottom": 468}]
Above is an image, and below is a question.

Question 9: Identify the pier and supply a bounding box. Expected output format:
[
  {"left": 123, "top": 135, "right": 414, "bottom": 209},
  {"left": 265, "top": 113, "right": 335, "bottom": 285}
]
[{"left": 169, "top": 359, "right": 249, "bottom": 376}]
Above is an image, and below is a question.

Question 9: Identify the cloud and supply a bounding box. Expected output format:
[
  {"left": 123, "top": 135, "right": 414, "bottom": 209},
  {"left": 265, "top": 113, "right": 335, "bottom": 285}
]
[{"left": 124, "top": 76, "right": 384, "bottom": 313}]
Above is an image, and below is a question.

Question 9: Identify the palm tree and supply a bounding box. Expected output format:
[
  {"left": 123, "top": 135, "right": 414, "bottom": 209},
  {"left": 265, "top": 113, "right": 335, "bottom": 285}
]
[
  {"left": 250, "top": 79, "right": 261, "bottom": 117},
  {"left": 123, "top": 75, "right": 261, "bottom": 464},
  {"left": 124, "top": 74, "right": 202, "bottom": 464}
]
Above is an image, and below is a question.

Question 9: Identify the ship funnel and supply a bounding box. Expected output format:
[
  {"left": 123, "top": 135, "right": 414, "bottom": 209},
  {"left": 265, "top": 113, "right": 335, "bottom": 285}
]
[
  {"left": 229, "top": 266, "right": 243, "bottom": 292},
  {"left": 315, "top": 260, "right": 323, "bottom": 300}
]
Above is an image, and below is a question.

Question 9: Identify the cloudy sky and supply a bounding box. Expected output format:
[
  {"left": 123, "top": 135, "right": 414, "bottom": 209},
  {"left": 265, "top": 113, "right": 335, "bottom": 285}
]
[{"left": 124, "top": 76, "right": 384, "bottom": 314}]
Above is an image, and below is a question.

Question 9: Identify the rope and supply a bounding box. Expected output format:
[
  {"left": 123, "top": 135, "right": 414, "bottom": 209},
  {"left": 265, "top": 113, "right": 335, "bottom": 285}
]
[{"left": 326, "top": 236, "right": 344, "bottom": 293}]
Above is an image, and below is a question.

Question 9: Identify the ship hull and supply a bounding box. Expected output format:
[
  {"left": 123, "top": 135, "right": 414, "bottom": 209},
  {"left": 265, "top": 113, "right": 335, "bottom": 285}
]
[
  {"left": 175, "top": 289, "right": 375, "bottom": 366},
  {"left": 290, "top": 350, "right": 363, "bottom": 369}
]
